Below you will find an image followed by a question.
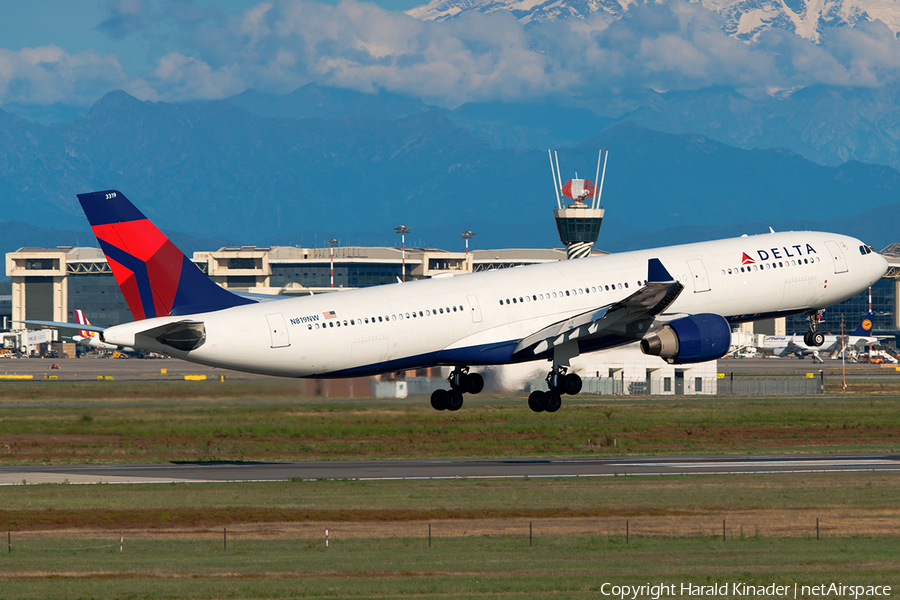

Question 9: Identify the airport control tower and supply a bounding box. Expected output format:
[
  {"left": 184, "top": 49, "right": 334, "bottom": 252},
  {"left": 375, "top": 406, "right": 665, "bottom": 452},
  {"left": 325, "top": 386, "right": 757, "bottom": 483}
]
[{"left": 549, "top": 149, "right": 607, "bottom": 259}]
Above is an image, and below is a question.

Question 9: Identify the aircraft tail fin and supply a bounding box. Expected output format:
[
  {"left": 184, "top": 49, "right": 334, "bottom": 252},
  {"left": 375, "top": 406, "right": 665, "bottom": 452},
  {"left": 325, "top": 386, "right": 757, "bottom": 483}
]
[
  {"left": 851, "top": 312, "right": 876, "bottom": 337},
  {"left": 74, "top": 309, "right": 95, "bottom": 339},
  {"left": 77, "top": 190, "right": 254, "bottom": 320}
]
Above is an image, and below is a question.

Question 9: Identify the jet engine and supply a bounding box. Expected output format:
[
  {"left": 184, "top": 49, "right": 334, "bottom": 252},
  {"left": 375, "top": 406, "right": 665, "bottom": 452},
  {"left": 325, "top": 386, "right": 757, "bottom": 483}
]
[{"left": 640, "top": 314, "right": 731, "bottom": 364}]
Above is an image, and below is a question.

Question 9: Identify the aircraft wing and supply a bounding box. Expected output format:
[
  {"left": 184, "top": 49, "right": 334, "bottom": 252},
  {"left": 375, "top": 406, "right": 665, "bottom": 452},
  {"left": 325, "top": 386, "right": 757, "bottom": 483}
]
[
  {"left": 513, "top": 259, "right": 684, "bottom": 356},
  {"left": 15, "top": 320, "right": 106, "bottom": 333},
  {"left": 233, "top": 291, "right": 295, "bottom": 303},
  {"left": 783, "top": 338, "right": 810, "bottom": 354}
]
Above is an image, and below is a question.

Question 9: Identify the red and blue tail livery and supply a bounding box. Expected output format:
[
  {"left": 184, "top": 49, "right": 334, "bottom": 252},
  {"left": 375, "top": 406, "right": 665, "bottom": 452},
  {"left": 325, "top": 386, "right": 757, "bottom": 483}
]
[{"left": 77, "top": 190, "right": 253, "bottom": 320}]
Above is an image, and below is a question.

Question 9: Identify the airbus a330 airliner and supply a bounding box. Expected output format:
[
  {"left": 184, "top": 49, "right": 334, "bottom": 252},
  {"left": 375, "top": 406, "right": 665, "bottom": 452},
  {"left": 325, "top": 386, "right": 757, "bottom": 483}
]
[{"left": 28, "top": 190, "right": 888, "bottom": 413}]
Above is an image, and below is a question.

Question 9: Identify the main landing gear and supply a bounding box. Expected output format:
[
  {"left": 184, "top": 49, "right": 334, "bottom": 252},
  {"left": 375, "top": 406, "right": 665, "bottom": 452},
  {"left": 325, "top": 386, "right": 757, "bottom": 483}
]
[
  {"left": 527, "top": 366, "right": 582, "bottom": 413},
  {"left": 430, "top": 366, "right": 485, "bottom": 411},
  {"left": 803, "top": 310, "right": 825, "bottom": 347}
]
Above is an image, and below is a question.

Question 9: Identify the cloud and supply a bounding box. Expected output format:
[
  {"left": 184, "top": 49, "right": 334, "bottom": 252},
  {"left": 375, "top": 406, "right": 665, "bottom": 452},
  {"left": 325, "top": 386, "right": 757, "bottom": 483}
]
[
  {"left": 6, "top": 0, "right": 900, "bottom": 108},
  {"left": 0, "top": 46, "right": 130, "bottom": 107}
]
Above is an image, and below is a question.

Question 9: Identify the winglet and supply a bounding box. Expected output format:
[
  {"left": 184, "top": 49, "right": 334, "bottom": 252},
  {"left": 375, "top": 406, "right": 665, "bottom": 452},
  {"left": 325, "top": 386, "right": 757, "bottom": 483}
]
[
  {"left": 648, "top": 258, "right": 674, "bottom": 283},
  {"left": 77, "top": 190, "right": 254, "bottom": 320}
]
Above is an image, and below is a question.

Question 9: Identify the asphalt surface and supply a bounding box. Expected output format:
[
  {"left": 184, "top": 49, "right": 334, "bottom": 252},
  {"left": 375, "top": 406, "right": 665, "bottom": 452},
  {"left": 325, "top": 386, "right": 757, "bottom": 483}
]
[
  {"left": 2, "top": 357, "right": 897, "bottom": 382},
  {"left": 0, "top": 356, "right": 274, "bottom": 381},
  {"left": 2, "top": 454, "right": 898, "bottom": 485}
]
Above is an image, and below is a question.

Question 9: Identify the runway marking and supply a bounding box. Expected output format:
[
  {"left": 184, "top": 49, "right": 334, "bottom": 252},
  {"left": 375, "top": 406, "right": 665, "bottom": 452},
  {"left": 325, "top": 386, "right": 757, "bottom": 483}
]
[{"left": 612, "top": 459, "right": 900, "bottom": 468}]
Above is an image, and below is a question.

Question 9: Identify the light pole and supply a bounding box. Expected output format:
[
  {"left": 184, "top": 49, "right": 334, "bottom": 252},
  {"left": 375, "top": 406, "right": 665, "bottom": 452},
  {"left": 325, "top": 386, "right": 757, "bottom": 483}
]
[
  {"left": 327, "top": 238, "right": 339, "bottom": 288},
  {"left": 394, "top": 225, "right": 411, "bottom": 282},
  {"left": 461, "top": 230, "right": 475, "bottom": 272}
]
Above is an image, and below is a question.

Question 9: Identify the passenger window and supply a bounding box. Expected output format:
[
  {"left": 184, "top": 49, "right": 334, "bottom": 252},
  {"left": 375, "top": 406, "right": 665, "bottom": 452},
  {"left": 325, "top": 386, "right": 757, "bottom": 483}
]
[
  {"left": 315, "top": 323, "right": 320, "bottom": 329},
  {"left": 329, "top": 322, "right": 334, "bottom": 328},
  {"left": 426, "top": 310, "right": 431, "bottom": 316},
  {"left": 308, "top": 324, "right": 312, "bottom": 330},
  {"left": 624, "top": 282, "right": 629, "bottom": 288},
  {"left": 419, "top": 311, "right": 424, "bottom": 316},
  {"left": 512, "top": 298, "right": 517, "bottom": 304},
  {"left": 378, "top": 316, "right": 383, "bottom": 322},
  {"left": 439, "top": 308, "right": 444, "bottom": 313},
  {"left": 518, "top": 297, "right": 523, "bottom": 303},
  {"left": 392, "top": 315, "right": 396, "bottom": 321}
]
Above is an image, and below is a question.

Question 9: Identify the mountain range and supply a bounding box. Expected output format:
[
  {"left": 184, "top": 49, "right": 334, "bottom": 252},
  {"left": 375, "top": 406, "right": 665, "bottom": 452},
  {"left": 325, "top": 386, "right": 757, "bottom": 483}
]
[
  {"left": 407, "top": 0, "right": 900, "bottom": 41},
  {"left": 1, "top": 88, "right": 900, "bottom": 265}
]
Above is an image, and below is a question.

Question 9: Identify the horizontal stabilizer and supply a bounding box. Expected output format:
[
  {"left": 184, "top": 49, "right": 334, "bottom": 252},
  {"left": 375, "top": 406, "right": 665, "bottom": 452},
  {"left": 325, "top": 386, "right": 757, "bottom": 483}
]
[{"left": 15, "top": 320, "right": 106, "bottom": 333}]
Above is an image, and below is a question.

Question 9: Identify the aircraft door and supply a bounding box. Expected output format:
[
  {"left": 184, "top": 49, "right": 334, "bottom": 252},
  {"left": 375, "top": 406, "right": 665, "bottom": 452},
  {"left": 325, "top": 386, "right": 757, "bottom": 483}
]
[
  {"left": 686, "top": 259, "right": 711, "bottom": 292},
  {"left": 466, "top": 294, "right": 483, "bottom": 323},
  {"left": 824, "top": 240, "right": 848, "bottom": 274},
  {"left": 265, "top": 313, "right": 291, "bottom": 348}
]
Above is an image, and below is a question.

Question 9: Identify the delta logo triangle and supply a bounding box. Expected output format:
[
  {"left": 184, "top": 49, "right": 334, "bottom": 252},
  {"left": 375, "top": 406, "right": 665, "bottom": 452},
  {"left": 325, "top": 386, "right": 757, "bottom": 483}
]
[{"left": 741, "top": 252, "right": 755, "bottom": 265}]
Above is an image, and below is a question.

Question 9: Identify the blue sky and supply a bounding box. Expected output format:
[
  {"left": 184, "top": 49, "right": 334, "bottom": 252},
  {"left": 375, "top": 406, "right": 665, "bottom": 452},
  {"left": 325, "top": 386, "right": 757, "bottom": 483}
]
[{"left": 1, "top": 0, "right": 899, "bottom": 113}]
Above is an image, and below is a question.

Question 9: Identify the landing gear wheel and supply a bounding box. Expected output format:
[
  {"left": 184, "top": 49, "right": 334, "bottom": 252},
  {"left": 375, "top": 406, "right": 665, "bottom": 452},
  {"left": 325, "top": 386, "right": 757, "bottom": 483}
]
[
  {"left": 544, "top": 392, "right": 562, "bottom": 413},
  {"left": 444, "top": 390, "right": 464, "bottom": 411},
  {"left": 465, "top": 372, "right": 484, "bottom": 394},
  {"left": 803, "top": 331, "right": 825, "bottom": 347},
  {"left": 449, "top": 367, "right": 483, "bottom": 394},
  {"left": 528, "top": 390, "right": 546, "bottom": 413},
  {"left": 431, "top": 389, "right": 447, "bottom": 411},
  {"left": 562, "top": 373, "right": 582, "bottom": 395}
]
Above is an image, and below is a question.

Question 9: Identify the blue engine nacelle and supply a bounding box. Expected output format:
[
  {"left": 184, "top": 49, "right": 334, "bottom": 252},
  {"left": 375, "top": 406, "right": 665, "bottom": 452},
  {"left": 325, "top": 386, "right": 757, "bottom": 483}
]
[{"left": 640, "top": 314, "right": 731, "bottom": 364}]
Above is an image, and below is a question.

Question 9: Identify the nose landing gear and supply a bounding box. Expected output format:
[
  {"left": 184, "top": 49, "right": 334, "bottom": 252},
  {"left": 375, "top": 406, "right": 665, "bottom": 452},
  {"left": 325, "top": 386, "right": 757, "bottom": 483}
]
[
  {"left": 430, "top": 366, "right": 485, "bottom": 411},
  {"left": 803, "top": 310, "right": 825, "bottom": 347}
]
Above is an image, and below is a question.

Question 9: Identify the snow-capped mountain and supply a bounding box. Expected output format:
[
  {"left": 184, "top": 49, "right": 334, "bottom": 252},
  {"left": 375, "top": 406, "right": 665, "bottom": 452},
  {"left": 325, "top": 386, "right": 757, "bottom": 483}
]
[{"left": 406, "top": 0, "right": 900, "bottom": 42}]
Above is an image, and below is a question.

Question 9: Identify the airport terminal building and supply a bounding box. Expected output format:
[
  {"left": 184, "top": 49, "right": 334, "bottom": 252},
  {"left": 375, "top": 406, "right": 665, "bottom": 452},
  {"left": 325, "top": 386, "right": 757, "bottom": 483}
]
[{"left": 5, "top": 245, "right": 569, "bottom": 328}]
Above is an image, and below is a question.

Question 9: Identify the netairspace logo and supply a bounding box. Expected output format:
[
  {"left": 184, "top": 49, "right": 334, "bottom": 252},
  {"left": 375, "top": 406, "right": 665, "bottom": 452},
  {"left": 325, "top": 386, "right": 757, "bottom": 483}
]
[{"left": 598, "top": 582, "right": 892, "bottom": 599}]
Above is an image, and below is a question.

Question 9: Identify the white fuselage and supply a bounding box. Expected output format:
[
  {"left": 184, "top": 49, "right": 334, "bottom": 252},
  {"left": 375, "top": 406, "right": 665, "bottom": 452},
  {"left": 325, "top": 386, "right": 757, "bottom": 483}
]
[
  {"left": 101, "top": 232, "right": 888, "bottom": 378},
  {"left": 761, "top": 335, "right": 879, "bottom": 357}
]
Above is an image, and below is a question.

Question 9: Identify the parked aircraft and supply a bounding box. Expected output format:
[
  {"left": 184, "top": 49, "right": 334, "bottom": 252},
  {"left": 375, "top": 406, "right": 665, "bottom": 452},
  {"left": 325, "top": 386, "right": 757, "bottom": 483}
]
[
  {"left": 72, "top": 309, "right": 119, "bottom": 351},
  {"left": 759, "top": 313, "right": 884, "bottom": 360},
  {"left": 25, "top": 190, "right": 888, "bottom": 412}
]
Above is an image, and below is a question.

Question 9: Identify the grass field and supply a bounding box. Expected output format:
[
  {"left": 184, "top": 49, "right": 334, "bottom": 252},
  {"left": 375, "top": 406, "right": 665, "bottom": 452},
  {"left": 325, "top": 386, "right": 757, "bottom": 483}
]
[
  {"left": 2, "top": 474, "right": 899, "bottom": 599},
  {"left": 3, "top": 536, "right": 899, "bottom": 600},
  {"left": 1, "top": 380, "right": 900, "bottom": 462},
  {"left": 1, "top": 380, "right": 899, "bottom": 598}
]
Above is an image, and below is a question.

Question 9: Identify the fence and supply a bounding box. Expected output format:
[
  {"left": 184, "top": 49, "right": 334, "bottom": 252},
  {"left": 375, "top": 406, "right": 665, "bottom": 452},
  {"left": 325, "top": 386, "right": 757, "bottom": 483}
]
[
  {"left": 408, "top": 374, "right": 824, "bottom": 397},
  {"left": 4, "top": 513, "right": 895, "bottom": 554},
  {"left": 717, "top": 374, "right": 824, "bottom": 395}
]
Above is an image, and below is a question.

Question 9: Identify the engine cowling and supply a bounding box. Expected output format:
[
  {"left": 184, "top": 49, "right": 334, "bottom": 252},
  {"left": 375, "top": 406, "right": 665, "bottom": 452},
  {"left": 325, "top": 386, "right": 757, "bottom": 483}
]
[{"left": 640, "top": 314, "right": 731, "bottom": 364}]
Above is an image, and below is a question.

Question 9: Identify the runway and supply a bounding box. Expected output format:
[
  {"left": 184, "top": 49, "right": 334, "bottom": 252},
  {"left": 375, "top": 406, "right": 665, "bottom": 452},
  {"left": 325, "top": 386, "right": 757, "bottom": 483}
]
[
  {"left": 2, "top": 454, "right": 898, "bottom": 485},
  {"left": 2, "top": 356, "right": 897, "bottom": 381}
]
